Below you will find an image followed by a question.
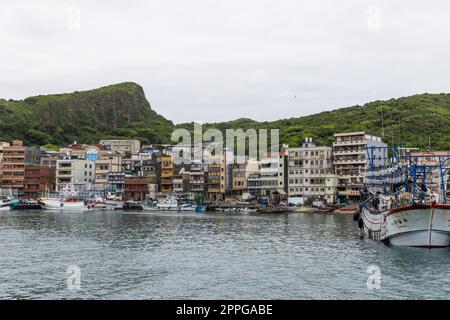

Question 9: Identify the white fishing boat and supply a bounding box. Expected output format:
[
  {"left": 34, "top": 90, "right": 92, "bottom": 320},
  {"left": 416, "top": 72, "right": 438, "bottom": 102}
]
[
  {"left": 0, "top": 196, "right": 12, "bottom": 211},
  {"left": 358, "top": 146, "right": 450, "bottom": 248},
  {"left": 178, "top": 203, "right": 197, "bottom": 211},
  {"left": 39, "top": 197, "right": 89, "bottom": 211},
  {"left": 156, "top": 196, "right": 179, "bottom": 211}
]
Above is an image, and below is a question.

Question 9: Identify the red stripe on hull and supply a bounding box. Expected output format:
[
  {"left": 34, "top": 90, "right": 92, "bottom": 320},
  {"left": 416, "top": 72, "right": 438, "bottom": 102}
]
[
  {"left": 385, "top": 203, "right": 450, "bottom": 217},
  {"left": 385, "top": 205, "right": 430, "bottom": 216}
]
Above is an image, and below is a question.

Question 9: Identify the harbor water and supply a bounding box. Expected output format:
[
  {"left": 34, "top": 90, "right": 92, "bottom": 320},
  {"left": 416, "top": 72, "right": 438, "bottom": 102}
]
[{"left": 0, "top": 210, "right": 449, "bottom": 299}]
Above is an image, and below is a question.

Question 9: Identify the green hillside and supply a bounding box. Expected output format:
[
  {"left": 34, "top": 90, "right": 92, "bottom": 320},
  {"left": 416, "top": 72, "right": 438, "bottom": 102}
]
[
  {"left": 177, "top": 93, "right": 450, "bottom": 150},
  {"left": 1, "top": 83, "right": 449, "bottom": 150},
  {"left": 0, "top": 82, "right": 174, "bottom": 146}
]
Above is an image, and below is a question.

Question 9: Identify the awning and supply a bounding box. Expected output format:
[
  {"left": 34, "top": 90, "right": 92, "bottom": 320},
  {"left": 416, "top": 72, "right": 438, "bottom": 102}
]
[{"left": 275, "top": 189, "right": 287, "bottom": 195}]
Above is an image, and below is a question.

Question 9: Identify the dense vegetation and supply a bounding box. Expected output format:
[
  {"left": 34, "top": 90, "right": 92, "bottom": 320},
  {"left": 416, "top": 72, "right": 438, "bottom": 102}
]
[
  {"left": 1, "top": 82, "right": 448, "bottom": 150},
  {"left": 0, "top": 82, "right": 174, "bottom": 146},
  {"left": 177, "top": 93, "right": 450, "bottom": 150}
]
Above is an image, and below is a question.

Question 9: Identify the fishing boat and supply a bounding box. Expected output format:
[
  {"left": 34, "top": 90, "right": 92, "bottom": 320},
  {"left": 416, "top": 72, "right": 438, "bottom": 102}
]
[
  {"left": 178, "top": 203, "right": 197, "bottom": 211},
  {"left": 156, "top": 196, "right": 179, "bottom": 211},
  {"left": 85, "top": 196, "right": 107, "bottom": 210},
  {"left": 122, "top": 201, "right": 144, "bottom": 211},
  {"left": 358, "top": 146, "right": 450, "bottom": 248},
  {"left": 39, "top": 197, "right": 89, "bottom": 211},
  {"left": 0, "top": 196, "right": 13, "bottom": 211},
  {"left": 195, "top": 204, "right": 207, "bottom": 213},
  {"left": 10, "top": 199, "right": 42, "bottom": 210}
]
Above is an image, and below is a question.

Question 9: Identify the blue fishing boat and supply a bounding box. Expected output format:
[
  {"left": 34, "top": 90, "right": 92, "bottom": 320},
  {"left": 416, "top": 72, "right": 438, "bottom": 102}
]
[{"left": 195, "top": 205, "right": 207, "bottom": 213}]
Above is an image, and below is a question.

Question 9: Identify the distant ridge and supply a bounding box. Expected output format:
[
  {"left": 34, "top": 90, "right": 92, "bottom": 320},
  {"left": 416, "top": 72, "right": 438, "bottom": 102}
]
[
  {"left": 177, "top": 93, "right": 450, "bottom": 150},
  {"left": 1, "top": 83, "right": 449, "bottom": 150}
]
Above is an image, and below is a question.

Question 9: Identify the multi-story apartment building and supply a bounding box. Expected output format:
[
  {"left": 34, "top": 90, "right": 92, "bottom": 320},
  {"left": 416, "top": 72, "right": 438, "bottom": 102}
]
[
  {"left": 189, "top": 162, "right": 205, "bottom": 195},
  {"left": 23, "top": 165, "right": 56, "bottom": 198},
  {"left": 55, "top": 159, "right": 95, "bottom": 191},
  {"left": 124, "top": 176, "right": 149, "bottom": 201},
  {"left": 230, "top": 162, "right": 247, "bottom": 198},
  {"left": 160, "top": 155, "right": 174, "bottom": 193},
  {"left": 173, "top": 167, "right": 190, "bottom": 194},
  {"left": 0, "top": 140, "right": 26, "bottom": 195},
  {"left": 205, "top": 156, "right": 226, "bottom": 201},
  {"left": 40, "top": 156, "right": 58, "bottom": 168},
  {"left": 259, "top": 150, "right": 288, "bottom": 198},
  {"left": 99, "top": 139, "right": 141, "bottom": 155},
  {"left": 288, "top": 138, "right": 338, "bottom": 204},
  {"left": 247, "top": 173, "right": 262, "bottom": 199},
  {"left": 107, "top": 172, "right": 125, "bottom": 194},
  {"left": 94, "top": 156, "right": 122, "bottom": 185},
  {"left": 333, "top": 132, "right": 386, "bottom": 202}
]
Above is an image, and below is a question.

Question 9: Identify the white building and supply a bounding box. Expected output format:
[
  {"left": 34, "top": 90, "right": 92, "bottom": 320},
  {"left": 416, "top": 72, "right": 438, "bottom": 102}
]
[
  {"left": 333, "top": 132, "right": 386, "bottom": 202},
  {"left": 99, "top": 139, "right": 141, "bottom": 155},
  {"left": 259, "top": 150, "right": 288, "bottom": 197},
  {"left": 288, "top": 138, "right": 338, "bottom": 204},
  {"left": 56, "top": 159, "right": 96, "bottom": 191}
]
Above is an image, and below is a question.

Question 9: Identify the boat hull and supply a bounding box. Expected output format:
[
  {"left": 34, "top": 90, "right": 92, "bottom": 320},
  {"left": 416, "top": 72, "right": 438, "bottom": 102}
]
[
  {"left": 40, "top": 200, "right": 88, "bottom": 211},
  {"left": 362, "top": 204, "right": 450, "bottom": 248},
  {"left": 384, "top": 205, "right": 450, "bottom": 248}
]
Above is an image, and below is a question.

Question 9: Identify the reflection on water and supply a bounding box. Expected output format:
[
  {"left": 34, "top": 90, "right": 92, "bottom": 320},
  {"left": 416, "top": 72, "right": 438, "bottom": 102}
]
[{"left": 0, "top": 210, "right": 449, "bottom": 299}]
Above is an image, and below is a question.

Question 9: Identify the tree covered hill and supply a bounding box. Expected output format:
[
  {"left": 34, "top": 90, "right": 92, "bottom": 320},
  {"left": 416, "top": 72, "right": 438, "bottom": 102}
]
[
  {"left": 0, "top": 82, "right": 174, "bottom": 146},
  {"left": 177, "top": 93, "right": 450, "bottom": 150},
  {"left": 1, "top": 82, "right": 449, "bottom": 150}
]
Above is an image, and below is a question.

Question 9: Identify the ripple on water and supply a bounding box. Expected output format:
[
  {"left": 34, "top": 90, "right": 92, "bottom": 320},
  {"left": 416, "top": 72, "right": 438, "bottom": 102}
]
[{"left": 0, "top": 211, "right": 449, "bottom": 299}]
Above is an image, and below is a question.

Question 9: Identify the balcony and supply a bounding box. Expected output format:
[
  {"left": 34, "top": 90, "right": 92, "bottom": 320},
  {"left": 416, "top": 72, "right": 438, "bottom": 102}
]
[
  {"left": 332, "top": 149, "right": 365, "bottom": 155},
  {"left": 337, "top": 190, "right": 362, "bottom": 196},
  {"left": 57, "top": 172, "right": 73, "bottom": 177},
  {"left": 333, "top": 159, "right": 367, "bottom": 165},
  {"left": 333, "top": 139, "right": 368, "bottom": 146},
  {"left": 161, "top": 171, "right": 173, "bottom": 178}
]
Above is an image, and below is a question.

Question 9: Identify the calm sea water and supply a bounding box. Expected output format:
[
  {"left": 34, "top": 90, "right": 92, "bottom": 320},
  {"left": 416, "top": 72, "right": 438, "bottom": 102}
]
[{"left": 0, "top": 210, "right": 449, "bottom": 300}]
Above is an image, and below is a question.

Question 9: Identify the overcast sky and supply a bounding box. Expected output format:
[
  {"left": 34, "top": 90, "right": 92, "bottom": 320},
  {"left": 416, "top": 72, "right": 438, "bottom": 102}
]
[{"left": 1, "top": 0, "right": 449, "bottom": 124}]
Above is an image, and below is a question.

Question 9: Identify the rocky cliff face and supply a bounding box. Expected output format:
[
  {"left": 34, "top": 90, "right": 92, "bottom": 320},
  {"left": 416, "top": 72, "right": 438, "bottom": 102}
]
[{"left": 0, "top": 82, "right": 174, "bottom": 146}]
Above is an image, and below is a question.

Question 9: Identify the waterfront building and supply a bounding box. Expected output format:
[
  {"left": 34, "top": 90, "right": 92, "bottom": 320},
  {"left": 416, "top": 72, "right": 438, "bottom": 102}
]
[
  {"left": 259, "top": 149, "right": 288, "bottom": 198},
  {"left": 333, "top": 132, "right": 386, "bottom": 202},
  {"left": 124, "top": 176, "right": 149, "bottom": 201},
  {"left": 65, "top": 144, "right": 123, "bottom": 188},
  {"left": 288, "top": 138, "right": 338, "bottom": 204},
  {"left": 173, "top": 167, "right": 190, "bottom": 194},
  {"left": 0, "top": 140, "right": 26, "bottom": 195},
  {"left": 229, "top": 161, "right": 247, "bottom": 199},
  {"left": 99, "top": 139, "right": 141, "bottom": 155},
  {"left": 94, "top": 156, "right": 122, "bottom": 185},
  {"left": 55, "top": 159, "right": 95, "bottom": 192},
  {"left": 23, "top": 165, "right": 56, "bottom": 198},
  {"left": 107, "top": 172, "right": 125, "bottom": 194},
  {"left": 247, "top": 172, "right": 262, "bottom": 199},
  {"left": 205, "top": 155, "right": 226, "bottom": 201},
  {"left": 160, "top": 155, "right": 174, "bottom": 193},
  {"left": 189, "top": 162, "right": 205, "bottom": 195}
]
